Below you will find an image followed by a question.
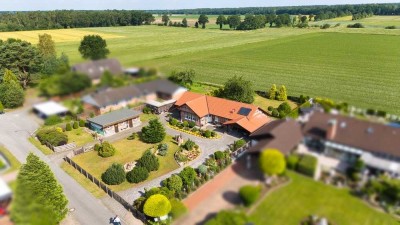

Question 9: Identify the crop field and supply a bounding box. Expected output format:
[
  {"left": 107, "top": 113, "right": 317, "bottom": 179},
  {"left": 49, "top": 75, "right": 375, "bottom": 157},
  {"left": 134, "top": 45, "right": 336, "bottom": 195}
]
[
  {"left": 312, "top": 15, "right": 400, "bottom": 28},
  {"left": 0, "top": 29, "right": 123, "bottom": 43},
  {"left": 1, "top": 18, "right": 400, "bottom": 113}
]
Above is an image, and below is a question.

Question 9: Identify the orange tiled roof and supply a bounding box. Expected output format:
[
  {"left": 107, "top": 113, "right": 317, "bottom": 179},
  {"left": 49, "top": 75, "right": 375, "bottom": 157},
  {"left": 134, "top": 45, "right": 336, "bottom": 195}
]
[{"left": 175, "top": 92, "right": 271, "bottom": 133}]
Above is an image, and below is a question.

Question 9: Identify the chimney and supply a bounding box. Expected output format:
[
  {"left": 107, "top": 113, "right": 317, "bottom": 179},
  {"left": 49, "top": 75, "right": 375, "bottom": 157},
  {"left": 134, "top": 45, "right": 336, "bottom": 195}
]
[{"left": 327, "top": 119, "right": 337, "bottom": 140}]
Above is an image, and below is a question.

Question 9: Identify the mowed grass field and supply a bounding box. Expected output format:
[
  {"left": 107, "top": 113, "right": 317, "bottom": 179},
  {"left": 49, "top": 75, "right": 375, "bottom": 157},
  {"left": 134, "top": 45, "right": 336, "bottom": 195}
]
[
  {"left": 1, "top": 21, "right": 400, "bottom": 113},
  {"left": 312, "top": 15, "right": 400, "bottom": 28},
  {"left": 250, "top": 172, "right": 398, "bottom": 225}
]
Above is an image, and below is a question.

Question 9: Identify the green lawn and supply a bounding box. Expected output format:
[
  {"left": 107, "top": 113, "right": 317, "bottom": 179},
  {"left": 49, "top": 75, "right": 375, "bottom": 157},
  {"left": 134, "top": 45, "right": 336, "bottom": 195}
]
[
  {"left": 28, "top": 137, "right": 53, "bottom": 155},
  {"left": 140, "top": 113, "right": 159, "bottom": 122},
  {"left": 65, "top": 127, "right": 94, "bottom": 147},
  {"left": 253, "top": 95, "right": 298, "bottom": 113},
  {"left": 61, "top": 161, "right": 105, "bottom": 198},
  {"left": 311, "top": 15, "right": 400, "bottom": 28},
  {"left": 0, "top": 146, "right": 21, "bottom": 173},
  {"left": 250, "top": 171, "right": 398, "bottom": 225},
  {"left": 72, "top": 135, "right": 179, "bottom": 192}
]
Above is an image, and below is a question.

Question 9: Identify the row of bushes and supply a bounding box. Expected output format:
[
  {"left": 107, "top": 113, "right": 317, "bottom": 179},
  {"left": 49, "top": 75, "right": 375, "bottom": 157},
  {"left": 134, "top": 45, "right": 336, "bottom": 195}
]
[
  {"left": 36, "top": 128, "right": 68, "bottom": 147},
  {"left": 267, "top": 102, "right": 292, "bottom": 118},
  {"left": 65, "top": 120, "right": 85, "bottom": 131},
  {"left": 286, "top": 154, "right": 318, "bottom": 177},
  {"left": 169, "top": 118, "right": 218, "bottom": 138},
  {"left": 101, "top": 150, "right": 160, "bottom": 185}
]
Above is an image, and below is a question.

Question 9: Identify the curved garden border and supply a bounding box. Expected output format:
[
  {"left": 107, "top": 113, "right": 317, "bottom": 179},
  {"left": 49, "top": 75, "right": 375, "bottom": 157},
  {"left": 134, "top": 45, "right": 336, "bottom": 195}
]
[{"left": 167, "top": 124, "right": 221, "bottom": 139}]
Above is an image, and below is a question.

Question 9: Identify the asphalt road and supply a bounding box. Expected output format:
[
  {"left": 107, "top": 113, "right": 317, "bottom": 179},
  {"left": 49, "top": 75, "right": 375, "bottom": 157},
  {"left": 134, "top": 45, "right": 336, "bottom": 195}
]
[{"left": 0, "top": 108, "right": 115, "bottom": 225}]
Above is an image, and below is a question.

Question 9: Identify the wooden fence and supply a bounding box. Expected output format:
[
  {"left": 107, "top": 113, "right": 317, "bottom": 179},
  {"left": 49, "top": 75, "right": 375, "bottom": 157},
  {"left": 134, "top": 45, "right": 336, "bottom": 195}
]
[{"left": 63, "top": 156, "right": 147, "bottom": 223}]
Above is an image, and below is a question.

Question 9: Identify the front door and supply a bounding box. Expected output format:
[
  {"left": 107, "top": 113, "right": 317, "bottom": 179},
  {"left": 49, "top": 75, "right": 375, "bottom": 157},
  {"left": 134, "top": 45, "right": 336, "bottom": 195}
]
[
  {"left": 129, "top": 119, "right": 133, "bottom": 128},
  {"left": 114, "top": 125, "right": 119, "bottom": 133}
]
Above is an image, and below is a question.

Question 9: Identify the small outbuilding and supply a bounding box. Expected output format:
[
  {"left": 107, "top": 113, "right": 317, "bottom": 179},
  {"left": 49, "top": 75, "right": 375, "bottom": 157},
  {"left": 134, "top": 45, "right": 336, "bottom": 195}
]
[
  {"left": 87, "top": 108, "right": 142, "bottom": 137},
  {"left": 33, "top": 101, "right": 69, "bottom": 119}
]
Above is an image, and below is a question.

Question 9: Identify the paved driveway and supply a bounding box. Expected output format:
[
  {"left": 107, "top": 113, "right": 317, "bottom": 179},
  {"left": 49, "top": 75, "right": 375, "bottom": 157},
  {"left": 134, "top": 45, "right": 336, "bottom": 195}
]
[{"left": 0, "top": 108, "right": 117, "bottom": 225}]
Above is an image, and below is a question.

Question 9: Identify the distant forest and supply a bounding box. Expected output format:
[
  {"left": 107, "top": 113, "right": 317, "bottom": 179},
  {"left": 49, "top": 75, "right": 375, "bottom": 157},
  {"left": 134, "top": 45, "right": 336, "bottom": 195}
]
[
  {"left": 0, "top": 10, "right": 154, "bottom": 31},
  {"left": 1, "top": 3, "right": 400, "bottom": 32},
  {"left": 150, "top": 3, "right": 400, "bottom": 17}
]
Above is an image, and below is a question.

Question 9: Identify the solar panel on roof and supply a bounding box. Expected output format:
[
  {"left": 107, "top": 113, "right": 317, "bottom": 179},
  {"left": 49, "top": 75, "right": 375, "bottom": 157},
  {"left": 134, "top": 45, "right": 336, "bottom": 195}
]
[{"left": 238, "top": 107, "right": 251, "bottom": 116}]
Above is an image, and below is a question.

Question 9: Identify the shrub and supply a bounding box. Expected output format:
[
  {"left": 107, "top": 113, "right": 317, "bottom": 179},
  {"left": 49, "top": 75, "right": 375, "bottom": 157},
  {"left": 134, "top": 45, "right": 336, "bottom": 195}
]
[
  {"left": 239, "top": 185, "right": 261, "bottom": 206},
  {"left": 44, "top": 115, "right": 62, "bottom": 126},
  {"left": 286, "top": 154, "right": 300, "bottom": 170},
  {"left": 179, "top": 167, "right": 197, "bottom": 187},
  {"left": 55, "top": 127, "right": 63, "bottom": 133},
  {"left": 385, "top": 25, "right": 396, "bottom": 29},
  {"left": 204, "top": 130, "right": 211, "bottom": 138},
  {"left": 347, "top": 23, "right": 364, "bottom": 28},
  {"left": 73, "top": 121, "right": 79, "bottom": 129},
  {"left": 143, "top": 194, "right": 171, "bottom": 218},
  {"left": 205, "top": 210, "right": 248, "bottom": 225},
  {"left": 137, "top": 150, "right": 159, "bottom": 172},
  {"left": 271, "top": 109, "right": 279, "bottom": 117},
  {"left": 94, "top": 143, "right": 100, "bottom": 151},
  {"left": 211, "top": 131, "right": 216, "bottom": 137},
  {"left": 169, "top": 118, "right": 178, "bottom": 126},
  {"left": 97, "top": 141, "right": 116, "bottom": 158},
  {"left": 183, "top": 121, "right": 189, "bottom": 127},
  {"left": 141, "top": 119, "right": 166, "bottom": 143},
  {"left": 79, "top": 119, "right": 85, "bottom": 127},
  {"left": 101, "top": 163, "right": 125, "bottom": 185},
  {"left": 170, "top": 198, "right": 188, "bottom": 219},
  {"left": 126, "top": 166, "right": 149, "bottom": 183},
  {"left": 0, "top": 101, "right": 4, "bottom": 113},
  {"left": 183, "top": 139, "right": 196, "bottom": 151},
  {"left": 297, "top": 154, "right": 318, "bottom": 177},
  {"left": 233, "top": 139, "right": 246, "bottom": 151},
  {"left": 197, "top": 165, "right": 208, "bottom": 175},
  {"left": 162, "top": 175, "right": 183, "bottom": 192},
  {"left": 158, "top": 143, "right": 168, "bottom": 156},
  {"left": 366, "top": 108, "right": 376, "bottom": 116},
  {"left": 143, "top": 106, "right": 151, "bottom": 114},
  {"left": 320, "top": 23, "right": 331, "bottom": 29},
  {"left": 259, "top": 149, "right": 286, "bottom": 176},
  {"left": 188, "top": 121, "right": 196, "bottom": 128},
  {"left": 127, "top": 132, "right": 137, "bottom": 140},
  {"left": 214, "top": 151, "right": 224, "bottom": 160},
  {"left": 36, "top": 128, "right": 68, "bottom": 147},
  {"left": 0, "top": 81, "right": 25, "bottom": 108},
  {"left": 377, "top": 110, "right": 387, "bottom": 118},
  {"left": 65, "top": 123, "right": 72, "bottom": 131},
  {"left": 267, "top": 106, "right": 273, "bottom": 111}
]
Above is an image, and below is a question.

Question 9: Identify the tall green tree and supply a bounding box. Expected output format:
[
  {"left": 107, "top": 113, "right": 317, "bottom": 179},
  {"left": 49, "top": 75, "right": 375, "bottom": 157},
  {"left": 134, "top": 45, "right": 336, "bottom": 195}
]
[
  {"left": 78, "top": 35, "right": 110, "bottom": 60},
  {"left": 0, "top": 39, "right": 43, "bottom": 88},
  {"left": 216, "top": 15, "right": 227, "bottom": 29},
  {"left": 227, "top": 15, "right": 241, "bottom": 29},
  {"left": 162, "top": 13, "right": 170, "bottom": 26},
  {"left": 37, "top": 33, "right": 56, "bottom": 58},
  {"left": 141, "top": 119, "right": 166, "bottom": 143},
  {"left": 168, "top": 69, "right": 195, "bottom": 88},
  {"left": 198, "top": 14, "right": 209, "bottom": 29},
  {"left": 11, "top": 153, "right": 68, "bottom": 225},
  {"left": 267, "top": 84, "right": 277, "bottom": 100},
  {"left": 277, "top": 85, "right": 288, "bottom": 101},
  {"left": 182, "top": 18, "right": 188, "bottom": 27},
  {"left": 259, "top": 149, "right": 286, "bottom": 176},
  {"left": 215, "top": 76, "right": 254, "bottom": 104},
  {"left": 0, "top": 80, "right": 24, "bottom": 108},
  {"left": 179, "top": 166, "right": 197, "bottom": 188}
]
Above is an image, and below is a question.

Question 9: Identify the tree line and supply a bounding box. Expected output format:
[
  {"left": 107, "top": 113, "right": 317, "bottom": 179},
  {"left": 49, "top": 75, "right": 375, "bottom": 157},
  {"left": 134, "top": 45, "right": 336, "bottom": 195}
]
[
  {"left": 148, "top": 3, "right": 400, "bottom": 17},
  {"left": 0, "top": 10, "right": 154, "bottom": 31}
]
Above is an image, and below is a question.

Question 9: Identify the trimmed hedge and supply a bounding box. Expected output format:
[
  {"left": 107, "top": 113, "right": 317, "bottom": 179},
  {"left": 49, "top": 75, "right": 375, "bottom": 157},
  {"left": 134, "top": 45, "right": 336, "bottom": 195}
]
[
  {"left": 73, "top": 121, "right": 79, "bottom": 129},
  {"left": 36, "top": 128, "right": 68, "bottom": 147},
  {"left": 170, "top": 198, "right": 188, "bottom": 219},
  {"left": 137, "top": 150, "right": 159, "bottom": 172},
  {"left": 296, "top": 154, "right": 318, "bottom": 177},
  {"left": 65, "top": 123, "right": 72, "bottom": 131},
  {"left": 286, "top": 154, "right": 301, "bottom": 170},
  {"left": 79, "top": 119, "right": 85, "bottom": 127},
  {"left": 97, "top": 142, "right": 116, "bottom": 158},
  {"left": 101, "top": 163, "right": 125, "bottom": 185},
  {"left": 126, "top": 166, "right": 149, "bottom": 183},
  {"left": 239, "top": 185, "right": 261, "bottom": 206}
]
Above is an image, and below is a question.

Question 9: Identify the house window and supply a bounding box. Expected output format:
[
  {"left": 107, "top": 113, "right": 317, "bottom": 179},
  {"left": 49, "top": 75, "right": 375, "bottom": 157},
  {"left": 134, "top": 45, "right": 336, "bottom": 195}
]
[{"left": 185, "top": 113, "right": 197, "bottom": 121}]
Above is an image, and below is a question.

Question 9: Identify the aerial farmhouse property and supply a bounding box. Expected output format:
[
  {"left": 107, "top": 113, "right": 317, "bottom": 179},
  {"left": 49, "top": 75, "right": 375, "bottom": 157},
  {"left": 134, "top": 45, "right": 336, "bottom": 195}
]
[
  {"left": 87, "top": 108, "right": 142, "bottom": 137},
  {"left": 174, "top": 91, "right": 271, "bottom": 134},
  {"left": 82, "top": 79, "right": 187, "bottom": 115}
]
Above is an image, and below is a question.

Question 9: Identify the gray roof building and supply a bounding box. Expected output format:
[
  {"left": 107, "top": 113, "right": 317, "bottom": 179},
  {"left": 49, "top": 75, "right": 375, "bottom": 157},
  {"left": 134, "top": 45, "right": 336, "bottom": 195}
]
[
  {"left": 87, "top": 108, "right": 142, "bottom": 128},
  {"left": 72, "top": 58, "right": 123, "bottom": 80}
]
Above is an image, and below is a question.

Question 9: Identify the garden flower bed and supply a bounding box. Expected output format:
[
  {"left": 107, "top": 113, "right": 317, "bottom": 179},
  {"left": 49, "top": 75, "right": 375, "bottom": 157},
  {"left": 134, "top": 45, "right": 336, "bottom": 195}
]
[{"left": 167, "top": 119, "right": 221, "bottom": 139}]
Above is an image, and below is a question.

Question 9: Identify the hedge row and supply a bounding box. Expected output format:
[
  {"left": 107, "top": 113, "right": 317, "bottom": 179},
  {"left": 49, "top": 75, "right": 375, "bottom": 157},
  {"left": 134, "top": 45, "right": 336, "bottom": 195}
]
[
  {"left": 36, "top": 128, "right": 68, "bottom": 147},
  {"left": 288, "top": 154, "right": 318, "bottom": 177}
]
